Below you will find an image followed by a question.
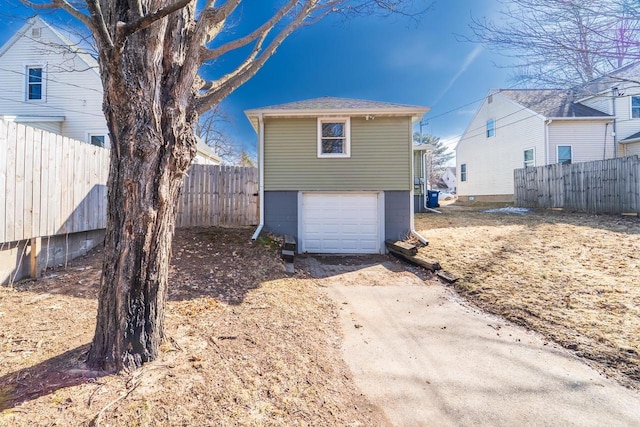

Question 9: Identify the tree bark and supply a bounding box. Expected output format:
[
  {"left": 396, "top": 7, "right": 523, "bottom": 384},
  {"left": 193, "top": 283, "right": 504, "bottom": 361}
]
[{"left": 86, "top": 9, "right": 197, "bottom": 371}]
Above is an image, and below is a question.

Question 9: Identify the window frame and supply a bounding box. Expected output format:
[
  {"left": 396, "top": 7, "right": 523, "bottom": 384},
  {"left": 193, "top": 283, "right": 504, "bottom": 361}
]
[
  {"left": 317, "top": 117, "right": 351, "bottom": 158},
  {"left": 25, "top": 65, "right": 45, "bottom": 102},
  {"left": 523, "top": 147, "right": 535, "bottom": 168},
  {"left": 486, "top": 118, "right": 495, "bottom": 138},
  {"left": 86, "top": 131, "right": 109, "bottom": 149},
  {"left": 631, "top": 96, "right": 640, "bottom": 119},
  {"left": 557, "top": 145, "right": 573, "bottom": 165},
  {"left": 460, "top": 163, "right": 467, "bottom": 182}
]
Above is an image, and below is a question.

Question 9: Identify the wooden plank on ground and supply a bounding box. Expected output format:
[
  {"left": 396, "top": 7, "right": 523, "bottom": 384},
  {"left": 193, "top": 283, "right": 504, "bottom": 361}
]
[
  {"left": 436, "top": 270, "right": 458, "bottom": 283},
  {"left": 385, "top": 239, "right": 418, "bottom": 257}
]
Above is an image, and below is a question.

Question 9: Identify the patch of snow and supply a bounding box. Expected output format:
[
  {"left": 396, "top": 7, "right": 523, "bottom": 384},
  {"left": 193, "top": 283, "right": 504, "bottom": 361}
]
[{"left": 483, "top": 207, "right": 530, "bottom": 215}]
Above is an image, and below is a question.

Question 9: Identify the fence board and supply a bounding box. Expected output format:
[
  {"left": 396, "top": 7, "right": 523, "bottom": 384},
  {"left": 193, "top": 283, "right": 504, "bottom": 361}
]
[
  {"left": 514, "top": 156, "right": 640, "bottom": 214},
  {"left": 0, "top": 120, "right": 7, "bottom": 243}
]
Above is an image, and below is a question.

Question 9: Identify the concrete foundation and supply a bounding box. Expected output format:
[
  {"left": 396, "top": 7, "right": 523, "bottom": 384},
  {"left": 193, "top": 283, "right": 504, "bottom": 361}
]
[
  {"left": 458, "top": 194, "right": 514, "bottom": 203},
  {"left": 1, "top": 229, "right": 105, "bottom": 285}
]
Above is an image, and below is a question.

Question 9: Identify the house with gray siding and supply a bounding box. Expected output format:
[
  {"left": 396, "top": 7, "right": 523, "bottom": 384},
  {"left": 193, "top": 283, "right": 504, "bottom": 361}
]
[
  {"left": 456, "top": 63, "right": 640, "bottom": 202},
  {"left": 245, "top": 97, "right": 429, "bottom": 254}
]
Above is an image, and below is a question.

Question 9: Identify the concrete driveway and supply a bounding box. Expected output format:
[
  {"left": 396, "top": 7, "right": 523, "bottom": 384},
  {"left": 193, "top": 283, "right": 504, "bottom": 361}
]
[{"left": 301, "top": 257, "right": 640, "bottom": 427}]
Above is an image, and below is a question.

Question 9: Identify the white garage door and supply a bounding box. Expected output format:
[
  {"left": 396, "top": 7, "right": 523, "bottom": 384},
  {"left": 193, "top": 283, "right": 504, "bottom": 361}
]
[{"left": 301, "top": 193, "right": 382, "bottom": 254}]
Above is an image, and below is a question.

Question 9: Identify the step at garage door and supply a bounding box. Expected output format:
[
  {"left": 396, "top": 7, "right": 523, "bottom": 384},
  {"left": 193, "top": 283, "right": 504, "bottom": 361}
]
[{"left": 301, "top": 193, "right": 382, "bottom": 254}]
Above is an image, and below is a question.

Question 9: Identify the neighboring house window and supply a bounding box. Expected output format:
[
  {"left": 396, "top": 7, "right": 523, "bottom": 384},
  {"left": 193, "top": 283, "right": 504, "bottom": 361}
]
[
  {"left": 486, "top": 119, "right": 495, "bottom": 138},
  {"left": 632, "top": 96, "right": 640, "bottom": 119},
  {"left": 524, "top": 148, "right": 535, "bottom": 168},
  {"left": 317, "top": 117, "right": 350, "bottom": 157},
  {"left": 26, "top": 66, "right": 43, "bottom": 100},
  {"left": 557, "top": 145, "right": 572, "bottom": 165},
  {"left": 89, "top": 134, "right": 106, "bottom": 147},
  {"left": 460, "top": 164, "right": 467, "bottom": 182}
]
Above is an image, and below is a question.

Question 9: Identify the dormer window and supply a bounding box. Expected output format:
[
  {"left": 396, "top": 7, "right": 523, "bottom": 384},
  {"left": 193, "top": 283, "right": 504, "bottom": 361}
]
[
  {"left": 26, "top": 66, "right": 44, "bottom": 101},
  {"left": 317, "top": 117, "right": 350, "bottom": 158}
]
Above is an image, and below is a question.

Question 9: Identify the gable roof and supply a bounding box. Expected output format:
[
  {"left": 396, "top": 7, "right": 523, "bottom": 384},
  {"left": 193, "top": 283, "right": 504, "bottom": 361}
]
[
  {"left": 245, "top": 96, "right": 429, "bottom": 129},
  {"left": 577, "top": 62, "right": 640, "bottom": 98},
  {"left": 0, "top": 16, "right": 99, "bottom": 73},
  {"left": 498, "top": 89, "right": 611, "bottom": 119},
  {"left": 621, "top": 130, "right": 640, "bottom": 144}
]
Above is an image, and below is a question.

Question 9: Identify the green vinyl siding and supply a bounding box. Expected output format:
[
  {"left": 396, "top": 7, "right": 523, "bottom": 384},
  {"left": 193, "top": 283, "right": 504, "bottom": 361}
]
[{"left": 264, "top": 116, "right": 411, "bottom": 191}]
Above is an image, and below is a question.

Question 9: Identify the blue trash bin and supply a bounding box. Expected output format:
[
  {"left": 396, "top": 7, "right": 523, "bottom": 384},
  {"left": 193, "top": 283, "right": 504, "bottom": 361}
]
[{"left": 427, "top": 190, "right": 440, "bottom": 208}]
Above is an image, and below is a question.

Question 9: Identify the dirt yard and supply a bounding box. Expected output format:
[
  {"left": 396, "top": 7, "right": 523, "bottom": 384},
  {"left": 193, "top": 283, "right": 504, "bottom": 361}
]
[
  {"left": 0, "top": 228, "right": 390, "bottom": 426},
  {"left": 415, "top": 205, "right": 640, "bottom": 389}
]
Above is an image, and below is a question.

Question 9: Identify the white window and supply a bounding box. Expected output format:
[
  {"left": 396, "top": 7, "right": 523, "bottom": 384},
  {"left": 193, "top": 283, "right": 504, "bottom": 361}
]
[
  {"left": 460, "top": 163, "right": 467, "bottom": 182},
  {"left": 317, "top": 117, "right": 350, "bottom": 158},
  {"left": 87, "top": 131, "right": 109, "bottom": 149},
  {"left": 557, "top": 145, "right": 572, "bottom": 165},
  {"left": 524, "top": 148, "right": 535, "bottom": 168},
  {"left": 26, "top": 66, "right": 44, "bottom": 101},
  {"left": 486, "top": 118, "right": 495, "bottom": 138},
  {"left": 89, "top": 134, "right": 106, "bottom": 147},
  {"left": 631, "top": 96, "right": 640, "bottom": 119}
]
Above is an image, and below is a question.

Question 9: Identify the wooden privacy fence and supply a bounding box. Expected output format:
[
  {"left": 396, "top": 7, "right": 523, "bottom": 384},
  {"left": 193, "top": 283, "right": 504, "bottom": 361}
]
[
  {"left": 176, "top": 164, "right": 259, "bottom": 228},
  {"left": 514, "top": 155, "right": 640, "bottom": 213},
  {"left": 0, "top": 120, "right": 110, "bottom": 244},
  {"left": 0, "top": 119, "right": 259, "bottom": 245}
]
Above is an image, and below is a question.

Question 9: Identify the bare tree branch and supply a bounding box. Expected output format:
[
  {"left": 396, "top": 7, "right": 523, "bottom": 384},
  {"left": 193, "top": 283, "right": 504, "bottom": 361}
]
[
  {"left": 21, "top": 0, "right": 95, "bottom": 32},
  {"left": 195, "top": 1, "right": 317, "bottom": 113},
  {"left": 119, "top": 0, "right": 194, "bottom": 38},
  {"left": 200, "top": 0, "right": 299, "bottom": 61},
  {"left": 85, "top": 0, "right": 114, "bottom": 48},
  {"left": 465, "top": 0, "right": 640, "bottom": 87}
]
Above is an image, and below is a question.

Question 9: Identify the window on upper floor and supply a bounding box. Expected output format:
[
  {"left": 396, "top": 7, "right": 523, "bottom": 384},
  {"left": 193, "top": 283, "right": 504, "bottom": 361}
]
[
  {"left": 460, "top": 164, "right": 467, "bottom": 182},
  {"left": 486, "top": 118, "right": 495, "bottom": 138},
  {"left": 557, "top": 145, "right": 572, "bottom": 165},
  {"left": 317, "top": 117, "right": 350, "bottom": 158},
  {"left": 631, "top": 96, "right": 640, "bottom": 119},
  {"left": 26, "top": 66, "right": 44, "bottom": 101},
  {"left": 524, "top": 148, "right": 535, "bottom": 168}
]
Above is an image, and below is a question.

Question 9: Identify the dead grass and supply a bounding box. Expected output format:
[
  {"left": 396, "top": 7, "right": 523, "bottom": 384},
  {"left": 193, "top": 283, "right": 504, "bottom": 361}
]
[
  {"left": 415, "top": 205, "right": 640, "bottom": 389},
  {"left": 0, "top": 227, "right": 386, "bottom": 426}
]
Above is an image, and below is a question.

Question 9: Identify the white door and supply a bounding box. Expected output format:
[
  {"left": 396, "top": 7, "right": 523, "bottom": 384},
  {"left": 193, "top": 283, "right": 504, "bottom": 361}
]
[{"left": 300, "top": 193, "right": 382, "bottom": 254}]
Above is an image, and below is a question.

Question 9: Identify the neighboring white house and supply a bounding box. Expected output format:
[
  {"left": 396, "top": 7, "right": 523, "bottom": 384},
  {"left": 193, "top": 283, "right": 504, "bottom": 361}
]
[
  {"left": 0, "top": 16, "right": 220, "bottom": 164},
  {"left": 439, "top": 166, "right": 456, "bottom": 192},
  {"left": 456, "top": 62, "right": 640, "bottom": 202}
]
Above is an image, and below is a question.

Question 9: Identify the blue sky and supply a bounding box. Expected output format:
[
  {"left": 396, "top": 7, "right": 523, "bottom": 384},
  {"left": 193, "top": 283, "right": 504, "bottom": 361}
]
[{"left": 1, "top": 1, "right": 512, "bottom": 160}]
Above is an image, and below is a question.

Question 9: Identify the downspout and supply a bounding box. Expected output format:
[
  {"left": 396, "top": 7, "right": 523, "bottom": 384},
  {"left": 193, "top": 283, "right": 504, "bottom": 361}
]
[
  {"left": 410, "top": 128, "right": 429, "bottom": 245},
  {"left": 545, "top": 119, "right": 551, "bottom": 164},
  {"left": 411, "top": 151, "right": 429, "bottom": 245},
  {"left": 422, "top": 152, "right": 428, "bottom": 210},
  {"left": 612, "top": 88, "right": 618, "bottom": 158},
  {"left": 251, "top": 113, "right": 265, "bottom": 240}
]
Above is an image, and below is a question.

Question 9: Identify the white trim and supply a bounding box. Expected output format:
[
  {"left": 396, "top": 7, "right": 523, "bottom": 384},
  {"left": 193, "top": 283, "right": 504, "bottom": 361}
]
[
  {"left": 251, "top": 113, "right": 265, "bottom": 240},
  {"left": 557, "top": 144, "right": 573, "bottom": 164},
  {"left": 523, "top": 147, "right": 535, "bottom": 168},
  {"left": 317, "top": 117, "right": 351, "bottom": 158},
  {"left": 3, "top": 115, "right": 64, "bottom": 123}
]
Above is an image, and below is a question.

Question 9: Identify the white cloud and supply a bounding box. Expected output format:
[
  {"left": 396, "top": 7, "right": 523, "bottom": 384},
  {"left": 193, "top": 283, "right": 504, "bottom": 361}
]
[{"left": 431, "top": 45, "right": 484, "bottom": 106}]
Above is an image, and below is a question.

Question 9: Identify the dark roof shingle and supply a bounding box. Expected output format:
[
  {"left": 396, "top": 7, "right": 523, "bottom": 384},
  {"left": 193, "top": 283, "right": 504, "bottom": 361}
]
[{"left": 498, "top": 89, "right": 611, "bottom": 118}]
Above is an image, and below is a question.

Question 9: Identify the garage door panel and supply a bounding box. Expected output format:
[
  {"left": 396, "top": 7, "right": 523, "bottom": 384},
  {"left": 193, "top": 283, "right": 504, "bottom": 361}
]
[{"left": 301, "top": 193, "right": 381, "bottom": 254}]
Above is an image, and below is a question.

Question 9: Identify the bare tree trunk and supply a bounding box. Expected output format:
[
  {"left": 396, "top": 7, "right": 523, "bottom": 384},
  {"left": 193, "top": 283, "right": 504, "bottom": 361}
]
[{"left": 86, "top": 14, "right": 196, "bottom": 371}]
